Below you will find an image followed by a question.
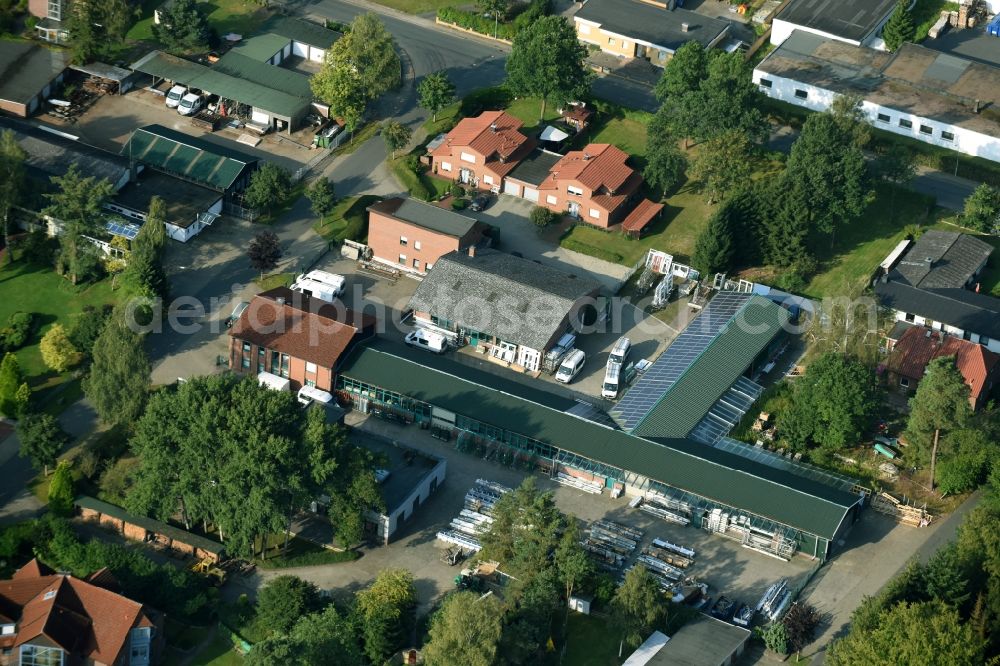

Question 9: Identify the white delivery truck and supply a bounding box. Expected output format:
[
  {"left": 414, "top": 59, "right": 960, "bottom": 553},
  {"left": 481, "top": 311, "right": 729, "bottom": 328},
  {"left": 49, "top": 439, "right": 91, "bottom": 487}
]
[
  {"left": 177, "top": 93, "right": 204, "bottom": 116},
  {"left": 555, "top": 349, "right": 586, "bottom": 384},
  {"left": 290, "top": 270, "right": 346, "bottom": 303},
  {"left": 405, "top": 329, "right": 447, "bottom": 353},
  {"left": 297, "top": 385, "right": 334, "bottom": 406},
  {"left": 258, "top": 371, "right": 291, "bottom": 392},
  {"left": 601, "top": 363, "right": 622, "bottom": 399},
  {"left": 608, "top": 336, "right": 631, "bottom": 367}
]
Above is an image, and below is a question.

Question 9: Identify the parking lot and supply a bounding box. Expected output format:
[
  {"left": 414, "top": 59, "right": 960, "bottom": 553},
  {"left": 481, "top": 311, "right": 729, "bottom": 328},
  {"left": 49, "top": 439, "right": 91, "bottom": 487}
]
[
  {"left": 44, "top": 81, "right": 317, "bottom": 173},
  {"left": 241, "top": 412, "right": 817, "bottom": 615}
]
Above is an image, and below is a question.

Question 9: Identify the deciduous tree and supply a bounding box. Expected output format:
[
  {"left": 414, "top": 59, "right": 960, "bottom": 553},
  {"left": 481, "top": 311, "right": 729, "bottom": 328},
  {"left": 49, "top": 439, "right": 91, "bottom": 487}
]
[
  {"left": 0, "top": 129, "right": 26, "bottom": 265},
  {"left": 961, "top": 183, "right": 1000, "bottom": 235},
  {"left": 688, "top": 130, "right": 754, "bottom": 203},
  {"left": 256, "top": 575, "right": 323, "bottom": 636},
  {"left": 354, "top": 568, "right": 417, "bottom": 664},
  {"left": 152, "top": 0, "right": 211, "bottom": 52},
  {"left": 906, "top": 355, "right": 971, "bottom": 490},
  {"left": 248, "top": 231, "right": 282, "bottom": 279},
  {"left": 654, "top": 41, "right": 708, "bottom": 103},
  {"left": 17, "top": 413, "right": 66, "bottom": 476},
  {"left": 40, "top": 324, "right": 80, "bottom": 373},
  {"left": 244, "top": 164, "right": 292, "bottom": 213},
  {"left": 382, "top": 121, "right": 412, "bottom": 160},
  {"left": 554, "top": 519, "right": 592, "bottom": 629},
  {"left": 612, "top": 565, "right": 666, "bottom": 650},
  {"left": 479, "top": 477, "right": 563, "bottom": 577},
  {"left": 505, "top": 15, "right": 592, "bottom": 120},
  {"left": 83, "top": 312, "right": 150, "bottom": 428},
  {"left": 48, "top": 460, "right": 75, "bottom": 515},
  {"left": 0, "top": 352, "right": 24, "bottom": 417},
  {"left": 418, "top": 71, "right": 456, "bottom": 122},
  {"left": 306, "top": 178, "right": 336, "bottom": 219},
  {"left": 423, "top": 591, "right": 504, "bottom": 666},
  {"left": 644, "top": 116, "right": 687, "bottom": 198}
]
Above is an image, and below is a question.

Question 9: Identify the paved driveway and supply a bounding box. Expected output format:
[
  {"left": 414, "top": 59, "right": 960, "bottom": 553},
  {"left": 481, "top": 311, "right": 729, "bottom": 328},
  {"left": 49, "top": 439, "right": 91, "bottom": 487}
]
[{"left": 469, "top": 195, "right": 634, "bottom": 293}]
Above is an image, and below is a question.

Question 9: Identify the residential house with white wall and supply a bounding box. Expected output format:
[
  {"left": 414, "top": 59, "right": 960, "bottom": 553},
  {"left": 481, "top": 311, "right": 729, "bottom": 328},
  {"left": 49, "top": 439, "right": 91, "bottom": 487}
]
[{"left": 753, "top": 30, "right": 1000, "bottom": 164}]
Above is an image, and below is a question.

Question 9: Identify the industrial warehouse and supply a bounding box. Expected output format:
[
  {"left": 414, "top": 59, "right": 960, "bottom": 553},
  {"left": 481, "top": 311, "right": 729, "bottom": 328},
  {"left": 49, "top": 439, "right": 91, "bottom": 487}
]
[{"left": 337, "top": 293, "right": 866, "bottom": 561}]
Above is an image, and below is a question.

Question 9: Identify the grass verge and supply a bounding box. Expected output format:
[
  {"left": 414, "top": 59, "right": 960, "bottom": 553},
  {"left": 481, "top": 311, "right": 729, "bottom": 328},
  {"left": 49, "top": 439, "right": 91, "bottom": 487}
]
[
  {"left": 368, "top": 0, "right": 465, "bottom": 13},
  {"left": 333, "top": 122, "right": 381, "bottom": 157},
  {"left": 313, "top": 194, "right": 381, "bottom": 243},
  {"left": 256, "top": 535, "right": 359, "bottom": 569},
  {"left": 255, "top": 272, "right": 295, "bottom": 290},
  {"left": 563, "top": 613, "right": 623, "bottom": 666}
]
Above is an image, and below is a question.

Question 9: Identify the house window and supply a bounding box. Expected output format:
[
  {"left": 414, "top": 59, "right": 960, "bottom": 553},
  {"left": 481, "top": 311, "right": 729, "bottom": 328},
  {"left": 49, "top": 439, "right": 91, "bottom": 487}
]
[
  {"left": 460, "top": 152, "right": 476, "bottom": 164},
  {"left": 19, "top": 645, "right": 65, "bottom": 666},
  {"left": 919, "top": 124, "right": 933, "bottom": 135},
  {"left": 47, "top": 0, "right": 61, "bottom": 20},
  {"left": 279, "top": 354, "right": 290, "bottom": 378},
  {"left": 426, "top": 262, "right": 433, "bottom": 271},
  {"left": 607, "top": 37, "right": 616, "bottom": 46},
  {"left": 414, "top": 240, "right": 422, "bottom": 250},
  {"left": 398, "top": 254, "right": 406, "bottom": 264},
  {"left": 904, "top": 313, "right": 915, "bottom": 322},
  {"left": 483, "top": 174, "right": 494, "bottom": 185},
  {"left": 546, "top": 195, "right": 558, "bottom": 205},
  {"left": 982, "top": 336, "right": 992, "bottom": 347},
  {"left": 589, "top": 208, "right": 600, "bottom": 219},
  {"left": 759, "top": 78, "right": 772, "bottom": 88},
  {"left": 440, "top": 161, "right": 452, "bottom": 172},
  {"left": 1, "top": 623, "right": 13, "bottom": 636},
  {"left": 305, "top": 378, "right": 316, "bottom": 387},
  {"left": 794, "top": 89, "right": 808, "bottom": 99},
  {"left": 412, "top": 258, "right": 421, "bottom": 269},
  {"left": 941, "top": 130, "right": 955, "bottom": 141},
  {"left": 400, "top": 236, "right": 407, "bottom": 246},
  {"left": 257, "top": 347, "right": 265, "bottom": 373},
  {"left": 877, "top": 113, "right": 890, "bottom": 123},
  {"left": 899, "top": 119, "right": 912, "bottom": 129},
  {"left": 241, "top": 342, "right": 251, "bottom": 370},
  {"left": 306, "top": 362, "right": 317, "bottom": 374},
  {"left": 900, "top": 377, "right": 910, "bottom": 388},
  {"left": 567, "top": 185, "right": 583, "bottom": 196}
]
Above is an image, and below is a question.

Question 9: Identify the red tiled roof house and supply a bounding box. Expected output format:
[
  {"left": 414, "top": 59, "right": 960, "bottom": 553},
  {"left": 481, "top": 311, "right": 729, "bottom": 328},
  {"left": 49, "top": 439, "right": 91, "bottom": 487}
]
[
  {"left": 229, "top": 288, "right": 375, "bottom": 392},
  {"left": 429, "top": 111, "right": 534, "bottom": 192},
  {"left": 887, "top": 325, "right": 1000, "bottom": 410},
  {"left": 0, "top": 558, "right": 164, "bottom": 666},
  {"left": 506, "top": 143, "right": 651, "bottom": 229}
]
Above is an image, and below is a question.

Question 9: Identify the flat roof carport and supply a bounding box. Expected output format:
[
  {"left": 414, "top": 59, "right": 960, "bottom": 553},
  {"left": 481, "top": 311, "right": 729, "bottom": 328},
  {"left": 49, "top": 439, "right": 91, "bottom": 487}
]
[{"left": 130, "top": 51, "right": 310, "bottom": 134}]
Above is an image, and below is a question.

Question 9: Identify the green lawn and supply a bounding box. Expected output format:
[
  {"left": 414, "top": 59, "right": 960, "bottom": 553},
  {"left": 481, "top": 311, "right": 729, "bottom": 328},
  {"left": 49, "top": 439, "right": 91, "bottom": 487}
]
[
  {"left": 189, "top": 631, "right": 244, "bottom": 666},
  {"left": 585, "top": 108, "right": 652, "bottom": 163},
  {"left": 423, "top": 101, "right": 462, "bottom": 136},
  {"left": 563, "top": 613, "right": 623, "bottom": 666},
  {"left": 125, "top": 0, "right": 163, "bottom": 41},
  {"left": 560, "top": 181, "right": 714, "bottom": 266},
  {"left": 255, "top": 272, "right": 295, "bottom": 290},
  {"left": 913, "top": 0, "right": 961, "bottom": 41},
  {"left": 256, "top": 535, "right": 359, "bottom": 569},
  {"left": 505, "top": 97, "right": 560, "bottom": 130},
  {"left": 0, "top": 260, "right": 118, "bottom": 390},
  {"left": 128, "top": 0, "right": 270, "bottom": 44},
  {"left": 313, "top": 194, "right": 381, "bottom": 243},
  {"left": 369, "top": 0, "right": 465, "bottom": 13}
]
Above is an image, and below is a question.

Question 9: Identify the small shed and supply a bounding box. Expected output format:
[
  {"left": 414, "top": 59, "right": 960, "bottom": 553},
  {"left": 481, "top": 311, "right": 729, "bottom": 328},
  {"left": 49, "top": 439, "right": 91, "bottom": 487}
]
[
  {"left": 621, "top": 199, "right": 664, "bottom": 239},
  {"left": 568, "top": 595, "right": 592, "bottom": 614},
  {"left": 68, "top": 62, "right": 138, "bottom": 95}
]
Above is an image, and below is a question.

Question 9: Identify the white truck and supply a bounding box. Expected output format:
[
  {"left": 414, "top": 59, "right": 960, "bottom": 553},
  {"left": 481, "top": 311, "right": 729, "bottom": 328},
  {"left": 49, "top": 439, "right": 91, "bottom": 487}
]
[
  {"left": 177, "top": 93, "right": 205, "bottom": 116},
  {"left": 290, "top": 270, "right": 346, "bottom": 303},
  {"left": 165, "top": 85, "right": 187, "bottom": 108}
]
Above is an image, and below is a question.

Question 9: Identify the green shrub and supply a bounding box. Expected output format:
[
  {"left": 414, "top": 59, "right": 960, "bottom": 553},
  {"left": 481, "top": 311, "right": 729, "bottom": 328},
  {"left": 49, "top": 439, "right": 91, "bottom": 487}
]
[
  {"left": 530, "top": 206, "right": 556, "bottom": 227},
  {"left": 451, "top": 198, "right": 468, "bottom": 211},
  {"left": 437, "top": 7, "right": 518, "bottom": 40},
  {"left": 449, "top": 183, "right": 465, "bottom": 198},
  {"left": 1, "top": 312, "right": 34, "bottom": 352},
  {"left": 390, "top": 159, "right": 431, "bottom": 201}
]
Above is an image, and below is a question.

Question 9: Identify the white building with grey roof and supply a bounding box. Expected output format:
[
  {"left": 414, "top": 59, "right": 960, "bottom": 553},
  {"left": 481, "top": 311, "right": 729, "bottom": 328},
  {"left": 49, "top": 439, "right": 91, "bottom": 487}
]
[
  {"left": 408, "top": 249, "right": 603, "bottom": 372},
  {"left": 754, "top": 30, "right": 1000, "bottom": 163}
]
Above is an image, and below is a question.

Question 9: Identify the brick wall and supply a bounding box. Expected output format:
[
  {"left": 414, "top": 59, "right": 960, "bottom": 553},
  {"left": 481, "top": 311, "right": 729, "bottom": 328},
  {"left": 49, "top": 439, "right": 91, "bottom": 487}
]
[
  {"left": 368, "top": 212, "right": 465, "bottom": 275},
  {"left": 27, "top": 0, "right": 48, "bottom": 18},
  {"left": 431, "top": 149, "right": 500, "bottom": 191},
  {"left": 122, "top": 522, "right": 148, "bottom": 542},
  {"left": 230, "top": 337, "right": 334, "bottom": 392},
  {"left": 99, "top": 514, "right": 124, "bottom": 533}
]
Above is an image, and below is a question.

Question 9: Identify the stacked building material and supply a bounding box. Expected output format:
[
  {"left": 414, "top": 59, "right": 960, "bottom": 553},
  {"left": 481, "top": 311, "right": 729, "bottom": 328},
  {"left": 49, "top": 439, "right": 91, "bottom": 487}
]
[
  {"left": 439, "top": 479, "right": 513, "bottom": 553},
  {"left": 651, "top": 537, "right": 696, "bottom": 559},
  {"left": 757, "top": 578, "right": 791, "bottom": 622},
  {"left": 583, "top": 520, "right": 641, "bottom": 570},
  {"left": 556, "top": 472, "right": 603, "bottom": 494}
]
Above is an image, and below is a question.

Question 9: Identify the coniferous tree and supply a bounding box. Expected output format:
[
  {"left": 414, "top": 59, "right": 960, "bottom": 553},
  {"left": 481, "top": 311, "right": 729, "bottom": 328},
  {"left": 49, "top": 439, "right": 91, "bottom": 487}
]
[{"left": 883, "top": 0, "right": 915, "bottom": 53}]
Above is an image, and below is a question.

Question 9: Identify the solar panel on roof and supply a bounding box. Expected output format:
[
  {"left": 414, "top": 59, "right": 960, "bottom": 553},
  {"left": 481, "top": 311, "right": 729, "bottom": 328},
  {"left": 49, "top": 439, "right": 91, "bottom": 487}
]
[
  {"left": 610, "top": 292, "right": 752, "bottom": 431},
  {"left": 106, "top": 220, "right": 142, "bottom": 240}
]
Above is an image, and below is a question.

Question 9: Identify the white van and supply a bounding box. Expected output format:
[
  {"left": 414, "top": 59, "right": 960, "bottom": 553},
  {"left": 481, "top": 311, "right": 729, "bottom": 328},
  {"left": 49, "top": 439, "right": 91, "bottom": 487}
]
[
  {"left": 601, "top": 363, "right": 621, "bottom": 399},
  {"left": 608, "top": 336, "right": 631, "bottom": 367},
  {"left": 258, "top": 371, "right": 291, "bottom": 392},
  {"left": 290, "top": 277, "right": 341, "bottom": 303},
  {"left": 298, "top": 385, "right": 334, "bottom": 406},
  {"left": 177, "top": 93, "right": 204, "bottom": 116},
  {"left": 555, "top": 349, "right": 586, "bottom": 384},
  {"left": 405, "top": 329, "right": 447, "bottom": 353},
  {"left": 165, "top": 85, "right": 187, "bottom": 108},
  {"left": 298, "top": 270, "right": 346, "bottom": 295}
]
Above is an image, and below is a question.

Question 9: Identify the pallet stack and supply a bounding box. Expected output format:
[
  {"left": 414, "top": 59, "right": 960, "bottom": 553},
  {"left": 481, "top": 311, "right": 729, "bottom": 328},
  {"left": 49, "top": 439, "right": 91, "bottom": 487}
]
[
  {"left": 436, "top": 479, "right": 513, "bottom": 553},
  {"left": 583, "top": 520, "right": 642, "bottom": 570},
  {"left": 555, "top": 472, "right": 603, "bottom": 494},
  {"left": 871, "top": 491, "right": 932, "bottom": 527}
]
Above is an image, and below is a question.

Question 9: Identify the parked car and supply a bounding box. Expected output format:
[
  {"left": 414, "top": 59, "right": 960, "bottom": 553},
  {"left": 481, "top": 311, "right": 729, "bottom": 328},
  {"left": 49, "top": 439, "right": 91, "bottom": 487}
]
[
  {"left": 165, "top": 85, "right": 187, "bottom": 108},
  {"left": 555, "top": 349, "right": 586, "bottom": 384},
  {"left": 225, "top": 301, "right": 249, "bottom": 328},
  {"left": 470, "top": 193, "right": 491, "bottom": 212},
  {"left": 177, "top": 93, "right": 204, "bottom": 116}
]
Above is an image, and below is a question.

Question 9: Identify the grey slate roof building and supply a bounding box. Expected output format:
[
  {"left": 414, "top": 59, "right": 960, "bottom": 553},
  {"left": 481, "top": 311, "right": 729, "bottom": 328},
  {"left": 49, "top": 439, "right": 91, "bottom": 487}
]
[
  {"left": 368, "top": 198, "right": 483, "bottom": 238},
  {"left": 575, "top": 0, "right": 731, "bottom": 53},
  {"left": 409, "top": 249, "right": 602, "bottom": 351},
  {"left": 874, "top": 281, "right": 1000, "bottom": 341},
  {"left": 891, "top": 230, "right": 993, "bottom": 289},
  {"left": 772, "top": 0, "right": 897, "bottom": 44}
]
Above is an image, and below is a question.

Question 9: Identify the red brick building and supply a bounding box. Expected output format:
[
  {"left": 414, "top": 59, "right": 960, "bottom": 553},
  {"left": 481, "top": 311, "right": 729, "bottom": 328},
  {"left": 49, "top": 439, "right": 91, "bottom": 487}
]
[
  {"left": 0, "top": 558, "right": 164, "bottom": 666},
  {"left": 228, "top": 287, "right": 375, "bottom": 391},
  {"left": 508, "top": 143, "right": 644, "bottom": 228},
  {"left": 367, "top": 197, "right": 490, "bottom": 276},
  {"left": 430, "top": 111, "right": 534, "bottom": 191},
  {"left": 887, "top": 324, "right": 1000, "bottom": 410}
]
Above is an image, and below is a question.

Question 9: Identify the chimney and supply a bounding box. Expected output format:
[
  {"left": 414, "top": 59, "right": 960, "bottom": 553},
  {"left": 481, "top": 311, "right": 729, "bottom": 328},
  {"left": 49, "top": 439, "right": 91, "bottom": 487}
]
[
  {"left": 468, "top": 245, "right": 477, "bottom": 257},
  {"left": 583, "top": 152, "right": 591, "bottom": 161},
  {"left": 681, "top": 22, "right": 689, "bottom": 32},
  {"left": 490, "top": 122, "right": 498, "bottom": 133},
  {"left": 276, "top": 296, "right": 286, "bottom": 305}
]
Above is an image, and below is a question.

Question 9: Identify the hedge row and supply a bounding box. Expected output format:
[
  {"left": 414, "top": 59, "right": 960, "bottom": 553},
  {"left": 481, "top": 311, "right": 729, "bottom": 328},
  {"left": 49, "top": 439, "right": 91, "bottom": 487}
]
[
  {"left": 438, "top": 0, "right": 550, "bottom": 41},
  {"left": 561, "top": 237, "right": 624, "bottom": 264}
]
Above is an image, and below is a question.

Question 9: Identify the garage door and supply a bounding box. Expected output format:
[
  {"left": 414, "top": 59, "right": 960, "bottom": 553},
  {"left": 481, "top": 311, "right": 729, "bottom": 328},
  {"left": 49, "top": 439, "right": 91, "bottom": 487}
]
[
  {"left": 524, "top": 187, "right": 539, "bottom": 202},
  {"left": 504, "top": 181, "right": 521, "bottom": 197}
]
